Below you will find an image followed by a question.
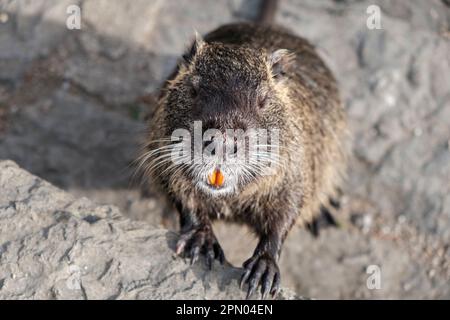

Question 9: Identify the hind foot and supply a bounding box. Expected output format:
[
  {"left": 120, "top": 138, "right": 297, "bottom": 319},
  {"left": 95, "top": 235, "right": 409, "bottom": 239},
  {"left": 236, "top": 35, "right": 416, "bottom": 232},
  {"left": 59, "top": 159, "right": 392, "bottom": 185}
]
[{"left": 306, "top": 199, "right": 340, "bottom": 237}]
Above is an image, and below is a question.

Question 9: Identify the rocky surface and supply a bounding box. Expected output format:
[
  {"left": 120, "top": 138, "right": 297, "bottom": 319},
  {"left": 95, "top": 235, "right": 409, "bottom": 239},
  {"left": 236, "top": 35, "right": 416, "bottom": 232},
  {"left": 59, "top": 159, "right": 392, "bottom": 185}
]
[
  {"left": 0, "top": 0, "right": 449, "bottom": 299},
  {"left": 0, "top": 160, "right": 298, "bottom": 299}
]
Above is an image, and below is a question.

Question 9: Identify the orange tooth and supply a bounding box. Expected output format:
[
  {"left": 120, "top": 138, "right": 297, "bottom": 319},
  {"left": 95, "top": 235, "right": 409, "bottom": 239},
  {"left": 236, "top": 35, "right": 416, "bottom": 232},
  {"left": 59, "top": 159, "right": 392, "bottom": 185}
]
[
  {"left": 208, "top": 169, "right": 224, "bottom": 188},
  {"left": 215, "top": 169, "right": 224, "bottom": 187},
  {"left": 208, "top": 171, "right": 216, "bottom": 186}
]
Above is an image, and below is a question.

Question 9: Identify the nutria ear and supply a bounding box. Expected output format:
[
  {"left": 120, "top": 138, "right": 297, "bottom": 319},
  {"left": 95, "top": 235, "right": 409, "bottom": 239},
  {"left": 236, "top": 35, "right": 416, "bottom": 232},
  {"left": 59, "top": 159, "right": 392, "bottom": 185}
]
[
  {"left": 268, "top": 49, "right": 294, "bottom": 78},
  {"left": 182, "top": 32, "right": 205, "bottom": 65}
]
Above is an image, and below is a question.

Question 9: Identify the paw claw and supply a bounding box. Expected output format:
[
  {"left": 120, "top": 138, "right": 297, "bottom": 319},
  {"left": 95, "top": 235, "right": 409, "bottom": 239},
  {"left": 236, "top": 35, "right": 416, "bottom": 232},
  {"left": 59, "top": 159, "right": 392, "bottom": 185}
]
[
  {"left": 240, "top": 269, "right": 251, "bottom": 289},
  {"left": 261, "top": 290, "right": 268, "bottom": 300},
  {"left": 190, "top": 246, "right": 200, "bottom": 265},
  {"left": 206, "top": 249, "right": 215, "bottom": 270},
  {"left": 175, "top": 240, "right": 186, "bottom": 256},
  {"left": 261, "top": 271, "right": 274, "bottom": 300},
  {"left": 270, "top": 272, "right": 281, "bottom": 298},
  {"left": 246, "top": 286, "right": 255, "bottom": 299}
]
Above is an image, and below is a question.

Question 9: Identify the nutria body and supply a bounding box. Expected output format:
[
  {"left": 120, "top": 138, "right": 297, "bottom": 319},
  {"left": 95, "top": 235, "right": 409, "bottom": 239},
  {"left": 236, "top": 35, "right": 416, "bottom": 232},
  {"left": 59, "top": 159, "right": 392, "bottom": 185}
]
[{"left": 139, "top": 19, "right": 347, "bottom": 298}]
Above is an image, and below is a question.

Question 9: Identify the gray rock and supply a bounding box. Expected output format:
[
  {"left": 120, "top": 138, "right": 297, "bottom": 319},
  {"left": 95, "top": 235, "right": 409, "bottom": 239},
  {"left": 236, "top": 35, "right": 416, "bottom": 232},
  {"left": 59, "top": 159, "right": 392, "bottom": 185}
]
[
  {"left": 0, "top": 0, "right": 78, "bottom": 81},
  {"left": 0, "top": 160, "right": 299, "bottom": 299},
  {"left": 0, "top": 89, "right": 144, "bottom": 189}
]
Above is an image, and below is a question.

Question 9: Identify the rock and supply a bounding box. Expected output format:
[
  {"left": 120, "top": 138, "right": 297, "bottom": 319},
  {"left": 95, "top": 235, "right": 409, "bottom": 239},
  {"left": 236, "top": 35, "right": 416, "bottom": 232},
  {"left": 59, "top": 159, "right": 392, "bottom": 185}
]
[
  {"left": 0, "top": 160, "right": 299, "bottom": 299},
  {"left": 0, "top": 0, "right": 77, "bottom": 82},
  {"left": 0, "top": 89, "right": 144, "bottom": 189}
]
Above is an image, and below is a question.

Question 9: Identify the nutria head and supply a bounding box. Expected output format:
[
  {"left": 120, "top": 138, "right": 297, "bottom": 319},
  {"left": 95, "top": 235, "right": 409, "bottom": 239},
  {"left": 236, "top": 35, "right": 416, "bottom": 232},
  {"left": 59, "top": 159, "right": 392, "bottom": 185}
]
[{"left": 153, "top": 36, "right": 293, "bottom": 197}]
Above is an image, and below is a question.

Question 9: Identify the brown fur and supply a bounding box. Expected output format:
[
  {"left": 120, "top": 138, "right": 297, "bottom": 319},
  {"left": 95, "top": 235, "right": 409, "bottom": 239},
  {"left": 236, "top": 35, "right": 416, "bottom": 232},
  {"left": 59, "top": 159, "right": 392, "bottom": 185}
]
[{"left": 140, "top": 22, "right": 348, "bottom": 298}]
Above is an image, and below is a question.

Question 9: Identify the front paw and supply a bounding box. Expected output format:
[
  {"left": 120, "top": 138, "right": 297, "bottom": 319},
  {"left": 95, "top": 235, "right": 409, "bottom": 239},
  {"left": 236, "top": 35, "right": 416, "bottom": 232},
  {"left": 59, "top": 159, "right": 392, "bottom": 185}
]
[
  {"left": 176, "top": 225, "right": 225, "bottom": 269},
  {"left": 240, "top": 253, "right": 280, "bottom": 299}
]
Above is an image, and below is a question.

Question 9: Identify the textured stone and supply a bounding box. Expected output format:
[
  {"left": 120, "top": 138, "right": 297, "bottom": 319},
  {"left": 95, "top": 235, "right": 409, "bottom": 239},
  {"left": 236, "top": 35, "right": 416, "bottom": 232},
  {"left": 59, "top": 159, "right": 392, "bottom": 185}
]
[{"left": 0, "top": 160, "right": 299, "bottom": 299}]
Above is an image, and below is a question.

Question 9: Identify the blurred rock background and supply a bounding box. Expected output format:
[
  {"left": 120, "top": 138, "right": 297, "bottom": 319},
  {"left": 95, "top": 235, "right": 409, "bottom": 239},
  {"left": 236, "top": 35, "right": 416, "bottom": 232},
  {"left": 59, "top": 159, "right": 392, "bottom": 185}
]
[{"left": 0, "top": 0, "right": 449, "bottom": 298}]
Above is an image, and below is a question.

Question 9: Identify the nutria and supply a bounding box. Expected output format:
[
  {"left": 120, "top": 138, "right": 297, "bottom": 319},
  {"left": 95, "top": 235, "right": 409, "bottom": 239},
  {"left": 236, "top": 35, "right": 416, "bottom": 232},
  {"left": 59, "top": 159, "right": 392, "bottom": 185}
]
[{"left": 137, "top": 0, "right": 348, "bottom": 299}]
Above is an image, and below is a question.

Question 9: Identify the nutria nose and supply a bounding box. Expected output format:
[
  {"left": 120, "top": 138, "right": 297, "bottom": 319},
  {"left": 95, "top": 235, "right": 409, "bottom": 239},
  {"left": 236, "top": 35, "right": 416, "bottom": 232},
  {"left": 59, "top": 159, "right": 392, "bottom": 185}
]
[
  {"left": 203, "top": 139, "right": 217, "bottom": 156},
  {"left": 203, "top": 136, "right": 239, "bottom": 156}
]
